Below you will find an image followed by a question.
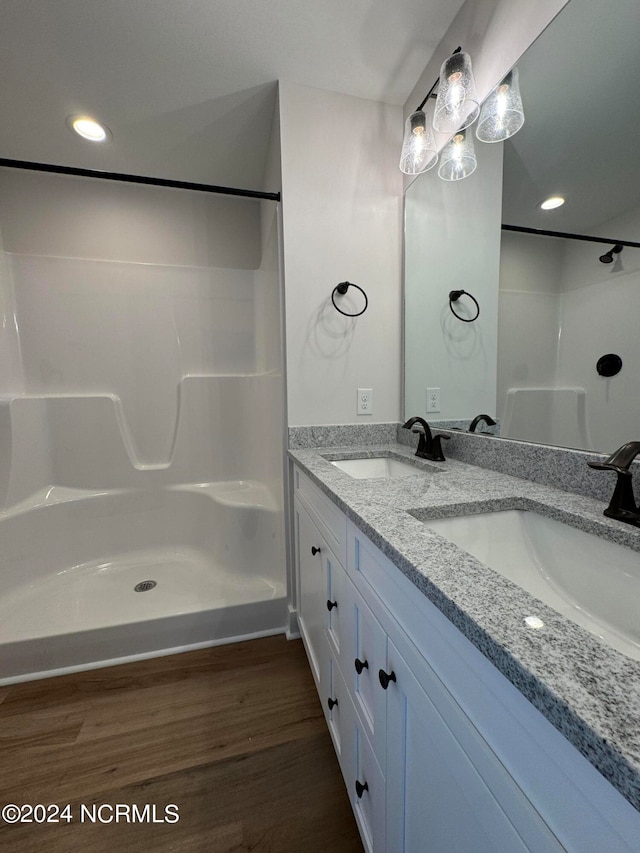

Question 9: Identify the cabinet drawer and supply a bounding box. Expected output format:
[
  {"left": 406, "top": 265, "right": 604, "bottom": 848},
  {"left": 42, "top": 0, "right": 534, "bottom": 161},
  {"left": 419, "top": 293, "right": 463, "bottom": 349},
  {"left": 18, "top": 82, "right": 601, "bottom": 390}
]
[{"left": 293, "top": 466, "right": 347, "bottom": 565}]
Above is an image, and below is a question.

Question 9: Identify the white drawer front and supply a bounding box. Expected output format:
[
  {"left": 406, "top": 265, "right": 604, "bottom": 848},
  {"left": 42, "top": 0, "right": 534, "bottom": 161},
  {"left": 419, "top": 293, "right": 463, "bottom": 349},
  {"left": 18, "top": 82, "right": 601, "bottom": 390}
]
[{"left": 293, "top": 466, "right": 347, "bottom": 565}]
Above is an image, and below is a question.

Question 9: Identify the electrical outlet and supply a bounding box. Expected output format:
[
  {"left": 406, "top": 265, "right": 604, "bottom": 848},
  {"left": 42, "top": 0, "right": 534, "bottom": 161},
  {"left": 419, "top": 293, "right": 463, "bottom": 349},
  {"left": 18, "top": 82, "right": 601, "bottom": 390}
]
[
  {"left": 426, "top": 387, "right": 440, "bottom": 413},
  {"left": 357, "top": 387, "right": 373, "bottom": 416}
]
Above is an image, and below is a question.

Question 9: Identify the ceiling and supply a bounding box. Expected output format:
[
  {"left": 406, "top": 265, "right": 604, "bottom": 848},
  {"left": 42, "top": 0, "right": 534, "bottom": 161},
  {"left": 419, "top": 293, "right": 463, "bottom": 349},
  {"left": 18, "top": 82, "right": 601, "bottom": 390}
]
[
  {"left": 501, "top": 0, "right": 640, "bottom": 236},
  {"left": 0, "top": 0, "right": 465, "bottom": 191}
]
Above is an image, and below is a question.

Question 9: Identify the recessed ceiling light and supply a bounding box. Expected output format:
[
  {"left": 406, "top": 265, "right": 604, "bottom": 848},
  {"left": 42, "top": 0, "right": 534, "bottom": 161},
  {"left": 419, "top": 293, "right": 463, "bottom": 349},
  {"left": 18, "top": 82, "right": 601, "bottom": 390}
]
[
  {"left": 66, "top": 115, "right": 111, "bottom": 143},
  {"left": 539, "top": 195, "right": 565, "bottom": 211}
]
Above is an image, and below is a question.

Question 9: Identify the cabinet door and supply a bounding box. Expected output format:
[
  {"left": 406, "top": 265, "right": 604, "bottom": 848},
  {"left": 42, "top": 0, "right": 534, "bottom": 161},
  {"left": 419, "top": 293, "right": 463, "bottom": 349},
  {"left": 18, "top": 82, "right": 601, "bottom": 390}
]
[
  {"left": 340, "top": 678, "right": 386, "bottom": 853},
  {"left": 385, "top": 637, "right": 563, "bottom": 853},
  {"left": 294, "top": 500, "right": 328, "bottom": 688},
  {"left": 325, "top": 650, "right": 346, "bottom": 761},
  {"left": 326, "top": 550, "right": 346, "bottom": 659},
  {"left": 343, "top": 576, "right": 387, "bottom": 766}
]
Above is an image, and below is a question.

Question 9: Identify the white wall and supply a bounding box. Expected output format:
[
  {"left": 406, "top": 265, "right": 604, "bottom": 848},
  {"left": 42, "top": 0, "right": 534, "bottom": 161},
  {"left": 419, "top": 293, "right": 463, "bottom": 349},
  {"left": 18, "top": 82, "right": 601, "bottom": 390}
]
[
  {"left": 404, "top": 141, "right": 503, "bottom": 420},
  {"left": 279, "top": 82, "right": 403, "bottom": 426},
  {"left": 0, "top": 168, "right": 262, "bottom": 269}
]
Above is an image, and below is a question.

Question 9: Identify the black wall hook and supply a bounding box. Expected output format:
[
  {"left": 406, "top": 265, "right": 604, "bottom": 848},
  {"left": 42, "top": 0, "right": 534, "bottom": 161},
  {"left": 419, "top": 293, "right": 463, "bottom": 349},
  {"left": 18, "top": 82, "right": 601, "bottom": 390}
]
[
  {"left": 449, "top": 289, "right": 480, "bottom": 322},
  {"left": 331, "top": 281, "right": 368, "bottom": 317}
]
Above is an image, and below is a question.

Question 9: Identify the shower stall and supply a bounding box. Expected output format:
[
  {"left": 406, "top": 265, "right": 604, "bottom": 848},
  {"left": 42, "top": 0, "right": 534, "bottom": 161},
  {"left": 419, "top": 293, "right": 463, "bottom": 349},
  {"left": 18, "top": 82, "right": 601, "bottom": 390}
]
[
  {"left": 498, "top": 227, "right": 640, "bottom": 452},
  {"left": 0, "top": 165, "right": 287, "bottom": 682}
]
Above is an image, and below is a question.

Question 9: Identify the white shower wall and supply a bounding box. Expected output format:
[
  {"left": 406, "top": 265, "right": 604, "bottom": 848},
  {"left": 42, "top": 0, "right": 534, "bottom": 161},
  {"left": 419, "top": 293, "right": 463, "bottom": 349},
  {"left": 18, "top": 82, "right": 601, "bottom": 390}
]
[
  {"left": 497, "top": 232, "right": 563, "bottom": 442},
  {"left": 498, "top": 209, "right": 640, "bottom": 453},
  {"left": 0, "top": 166, "right": 285, "bottom": 512},
  {"left": 556, "top": 206, "right": 640, "bottom": 453}
]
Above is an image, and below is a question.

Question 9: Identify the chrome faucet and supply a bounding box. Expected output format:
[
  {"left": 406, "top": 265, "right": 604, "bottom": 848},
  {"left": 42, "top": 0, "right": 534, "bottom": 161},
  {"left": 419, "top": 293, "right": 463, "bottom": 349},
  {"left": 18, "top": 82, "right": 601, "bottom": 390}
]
[
  {"left": 588, "top": 441, "right": 640, "bottom": 527},
  {"left": 402, "top": 417, "right": 450, "bottom": 462},
  {"left": 468, "top": 413, "right": 497, "bottom": 433}
]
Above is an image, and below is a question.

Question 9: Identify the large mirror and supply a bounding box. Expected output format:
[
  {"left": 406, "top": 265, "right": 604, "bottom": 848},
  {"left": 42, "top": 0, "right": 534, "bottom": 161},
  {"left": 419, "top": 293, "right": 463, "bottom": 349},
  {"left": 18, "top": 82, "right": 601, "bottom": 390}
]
[{"left": 404, "top": 0, "right": 640, "bottom": 456}]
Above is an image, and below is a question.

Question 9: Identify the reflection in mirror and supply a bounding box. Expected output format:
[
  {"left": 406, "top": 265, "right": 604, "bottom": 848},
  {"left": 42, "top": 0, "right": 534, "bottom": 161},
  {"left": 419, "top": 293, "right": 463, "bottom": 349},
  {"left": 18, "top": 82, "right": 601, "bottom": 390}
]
[{"left": 404, "top": 0, "right": 640, "bottom": 456}]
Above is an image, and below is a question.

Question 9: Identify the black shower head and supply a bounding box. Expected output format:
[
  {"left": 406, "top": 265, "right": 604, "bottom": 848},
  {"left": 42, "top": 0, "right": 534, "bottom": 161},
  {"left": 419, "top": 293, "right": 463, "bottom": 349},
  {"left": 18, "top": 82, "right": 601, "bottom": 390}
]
[{"left": 599, "top": 244, "right": 623, "bottom": 264}]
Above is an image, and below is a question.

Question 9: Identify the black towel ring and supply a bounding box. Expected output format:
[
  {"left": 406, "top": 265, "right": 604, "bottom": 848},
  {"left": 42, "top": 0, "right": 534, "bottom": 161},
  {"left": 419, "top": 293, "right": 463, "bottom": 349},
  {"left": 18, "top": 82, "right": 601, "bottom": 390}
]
[
  {"left": 331, "top": 281, "right": 368, "bottom": 317},
  {"left": 449, "top": 289, "right": 480, "bottom": 322}
]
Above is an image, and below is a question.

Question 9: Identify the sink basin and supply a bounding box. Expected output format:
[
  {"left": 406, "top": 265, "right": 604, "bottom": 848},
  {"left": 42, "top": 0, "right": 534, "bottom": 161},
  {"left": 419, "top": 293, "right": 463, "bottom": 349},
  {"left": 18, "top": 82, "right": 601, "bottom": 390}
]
[
  {"left": 329, "top": 456, "right": 429, "bottom": 479},
  {"left": 422, "top": 509, "right": 640, "bottom": 660}
]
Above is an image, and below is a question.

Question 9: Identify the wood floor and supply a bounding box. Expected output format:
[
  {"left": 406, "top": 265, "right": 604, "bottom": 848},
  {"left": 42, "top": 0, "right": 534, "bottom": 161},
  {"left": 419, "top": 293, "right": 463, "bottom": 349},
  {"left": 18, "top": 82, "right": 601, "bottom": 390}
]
[{"left": 0, "top": 635, "right": 363, "bottom": 852}]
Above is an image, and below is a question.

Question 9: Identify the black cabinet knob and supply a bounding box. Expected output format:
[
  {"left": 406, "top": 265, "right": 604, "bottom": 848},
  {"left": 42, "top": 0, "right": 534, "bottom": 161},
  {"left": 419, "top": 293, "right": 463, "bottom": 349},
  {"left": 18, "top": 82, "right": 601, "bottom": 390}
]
[
  {"left": 327, "top": 697, "right": 338, "bottom": 711},
  {"left": 378, "top": 669, "right": 397, "bottom": 690},
  {"left": 355, "top": 780, "right": 369, "bottom": 799},
  {"left": 311, "top": 546, "right": 321, "bottom": 556},
  {"left": 326, "top": 599, "right": 337, "bottom": 611},
  {"left": 354, "top": 658, "right": 369, "bottom": 675}
]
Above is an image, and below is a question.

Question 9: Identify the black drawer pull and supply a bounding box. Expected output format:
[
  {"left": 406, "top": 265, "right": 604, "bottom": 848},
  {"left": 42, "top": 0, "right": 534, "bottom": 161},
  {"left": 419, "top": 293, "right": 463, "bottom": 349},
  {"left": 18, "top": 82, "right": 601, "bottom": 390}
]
[
  {"left": 311, "top": 546, "right": 321, "bottom": 556},
  {"left": 327, "top": 697, "right": 338, "bottom": 711},
  {"left": 355, "top": 780, "right": 369, "bottom": 799},
  {"left": 378, "top": 668, "right": 397, "bottom": 690},
  {"left": 326, "top": 599, "right": 337, "bottom": 611},
  {"left": 354, "top": 658, "right": 369, "bottom": 675}
]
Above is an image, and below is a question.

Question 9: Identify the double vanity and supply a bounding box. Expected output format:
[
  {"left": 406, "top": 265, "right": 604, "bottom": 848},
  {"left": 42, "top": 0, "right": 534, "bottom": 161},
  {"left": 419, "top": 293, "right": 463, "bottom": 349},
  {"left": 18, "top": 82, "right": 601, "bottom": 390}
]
[{"left": 289, "top": 433, "right": 640, "bottom": 852}]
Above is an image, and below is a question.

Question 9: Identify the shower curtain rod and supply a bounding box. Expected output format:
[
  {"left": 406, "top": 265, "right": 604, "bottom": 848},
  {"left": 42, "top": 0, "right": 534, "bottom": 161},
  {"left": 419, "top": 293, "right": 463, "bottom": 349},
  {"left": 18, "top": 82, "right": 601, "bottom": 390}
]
[
  {"left": 502, "top": 224, "right": 640, "bottom": 249},
  {"left": 0, "top": 157, "right": 281, "bottom": 202}
]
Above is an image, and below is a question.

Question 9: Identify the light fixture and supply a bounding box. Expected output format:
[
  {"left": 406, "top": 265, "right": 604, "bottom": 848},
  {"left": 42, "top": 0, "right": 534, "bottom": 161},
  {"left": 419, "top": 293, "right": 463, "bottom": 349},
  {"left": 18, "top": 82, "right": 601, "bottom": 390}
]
[
  {"left": 400, "top": 52, "right": 526, "bottom": 183},
  {"left": 539, "top": 196, "right": 565, "bottom": 210},
  {"left": 432, "top": 50, "right": 480, "bottom": 135},
  {"left": 399, "top": 109, "right": 438, "bottom": 175},
  {"left": 66, "top": 115, "right": 111, "bottom": 143},
  {"left": 437, "top": 130, "right": 477, "bottom": 181},
  {"left": 475, "top": 68, "right": 525, "bottom": 143}
]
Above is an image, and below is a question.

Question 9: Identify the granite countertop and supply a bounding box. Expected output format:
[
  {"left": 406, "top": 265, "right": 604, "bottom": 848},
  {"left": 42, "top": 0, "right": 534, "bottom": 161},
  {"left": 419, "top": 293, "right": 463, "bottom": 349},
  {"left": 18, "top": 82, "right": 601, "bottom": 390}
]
[{"left": 288, "top": 442, "right": 640, "bottom": 812}]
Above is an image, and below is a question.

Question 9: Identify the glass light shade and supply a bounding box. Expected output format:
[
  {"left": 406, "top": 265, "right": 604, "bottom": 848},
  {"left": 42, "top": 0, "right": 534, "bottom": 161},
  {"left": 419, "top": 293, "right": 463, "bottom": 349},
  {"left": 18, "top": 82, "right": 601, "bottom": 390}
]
[
  {"left": 437, "top": 130, "right": 477, "bottom": 181},
  {"left": 476, "top": 68, "right": 525, "bottom": 143},
  {"left": 432, "top": 52, "right": 480, "bottom": 134},
  {"left": 399, "top": 110, "right": 438, "bottom": 175}
]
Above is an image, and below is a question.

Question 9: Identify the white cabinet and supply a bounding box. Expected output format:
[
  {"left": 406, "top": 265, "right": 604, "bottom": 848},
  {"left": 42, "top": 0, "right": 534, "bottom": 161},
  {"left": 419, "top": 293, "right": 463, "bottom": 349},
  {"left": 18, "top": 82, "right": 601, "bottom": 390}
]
[
  {"left": 326, "top": 540, "right": 346, "bottom": 661},
  {"left": 294, "top": 470, "right": 385, "bottom": 852},
  {"left": 325, "top": 649, "right": 346, "bottom": 756},
  {"left": 384, "top": 635, "right": 562, "bottom": 853},
  {"left": 291, "top": 464, "right": 640, "bottom": 853},
  {"left": 340, "top": 687, "right": 386, "bottom": 853},
  {"left": 342, "top": 578, "right": 387, "bottom": 767},
  {"left": 294, "top": 499, "right": 327, "bottom": 687}
]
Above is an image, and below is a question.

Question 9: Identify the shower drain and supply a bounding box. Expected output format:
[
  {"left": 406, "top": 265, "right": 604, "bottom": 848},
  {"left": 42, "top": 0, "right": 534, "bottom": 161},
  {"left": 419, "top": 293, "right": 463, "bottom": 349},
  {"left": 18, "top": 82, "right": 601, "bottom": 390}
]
[{"left": 134, "top": 580, "right": 157, "bottom": 592}]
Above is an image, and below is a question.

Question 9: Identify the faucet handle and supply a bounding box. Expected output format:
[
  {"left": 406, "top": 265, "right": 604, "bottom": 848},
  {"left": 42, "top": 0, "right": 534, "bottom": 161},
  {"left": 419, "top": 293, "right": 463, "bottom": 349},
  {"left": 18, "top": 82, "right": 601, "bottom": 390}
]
[
  {"left": 589, "top": 450, "right": 639, "bottom": 522},
  {"left": 588, "top": 461, "right": 632, "bottom": 477},
  {"left": 590, "top": 441, "right": 640, "bottom": 472}
]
